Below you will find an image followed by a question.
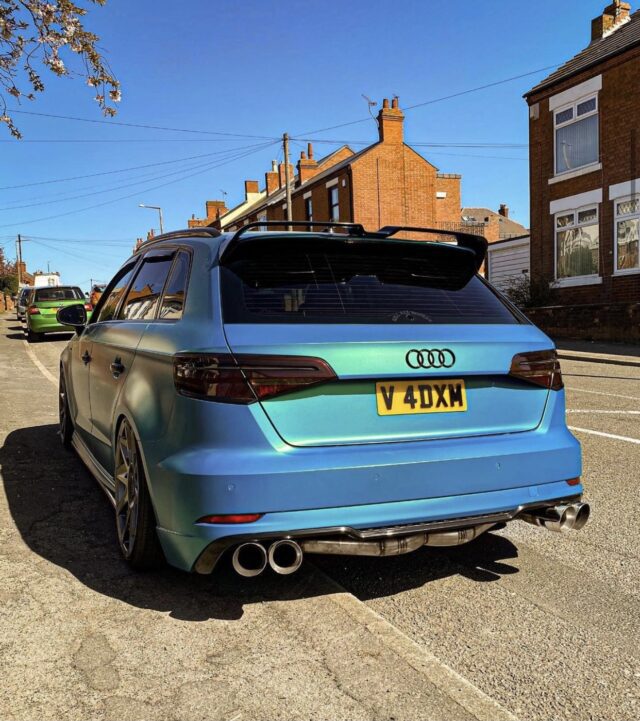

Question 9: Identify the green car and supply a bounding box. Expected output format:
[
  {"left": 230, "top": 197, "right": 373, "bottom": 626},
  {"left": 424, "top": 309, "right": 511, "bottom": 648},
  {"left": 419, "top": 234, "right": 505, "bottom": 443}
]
[{"left": 26, "top": 286, "right": 92, "bottom": 342}]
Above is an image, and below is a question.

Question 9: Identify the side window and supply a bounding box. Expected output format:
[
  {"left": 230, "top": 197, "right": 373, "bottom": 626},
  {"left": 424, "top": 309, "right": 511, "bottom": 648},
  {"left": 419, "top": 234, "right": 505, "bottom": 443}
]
[
  {"left": 158, "top": 251, "right": 190, "bottom": 320},
  {"left": 118, "top": 253, "right": 175, "bottom": 321},
  {"left": 94, "top": 263, "right": 138, "bottom": 323}
]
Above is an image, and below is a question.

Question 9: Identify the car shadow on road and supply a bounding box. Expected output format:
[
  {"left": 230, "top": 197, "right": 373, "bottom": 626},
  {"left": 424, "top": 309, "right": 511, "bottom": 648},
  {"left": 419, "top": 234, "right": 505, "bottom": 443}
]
[{"left": 0, "top": 423, "right": 521, "bottom": 622}]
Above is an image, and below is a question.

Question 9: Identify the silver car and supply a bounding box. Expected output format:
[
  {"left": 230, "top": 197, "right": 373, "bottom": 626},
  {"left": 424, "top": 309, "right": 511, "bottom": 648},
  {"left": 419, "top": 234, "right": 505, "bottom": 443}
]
[{"left": 16, "top": 287, "right": 32, "bottom": 322}]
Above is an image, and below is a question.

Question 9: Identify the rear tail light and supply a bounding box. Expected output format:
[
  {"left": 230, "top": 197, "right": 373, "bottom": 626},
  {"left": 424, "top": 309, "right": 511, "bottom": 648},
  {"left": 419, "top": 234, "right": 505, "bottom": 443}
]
[
  {"left": 197, "top": 513, "right": 264, "bottom": 524},
  {"left": 509, "top": 349, "right": 563, "bottom": 390},
  {"left": 27, "top": 306, "right": 40, "bottom": 315},
  {"left": 173, "top": 354, "right": 337, "bottom": 403}
]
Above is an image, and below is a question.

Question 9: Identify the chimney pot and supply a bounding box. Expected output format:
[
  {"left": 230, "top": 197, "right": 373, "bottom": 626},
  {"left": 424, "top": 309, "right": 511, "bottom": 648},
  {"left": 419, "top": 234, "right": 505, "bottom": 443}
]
[
  {"left": 392, "top": 97, "right": 399, "bottom": 109},
  {"left": 307, "top": 142, "right": 314, "bottom": 159},
  {"left": 499, "top": 204, "right": 509, "bottom": 218},
  {"left": 377, "top": 95, "right": 404, "bottom": 144},
  {"left": 300, "top": 150, "right": 307, "bottom": 160}
]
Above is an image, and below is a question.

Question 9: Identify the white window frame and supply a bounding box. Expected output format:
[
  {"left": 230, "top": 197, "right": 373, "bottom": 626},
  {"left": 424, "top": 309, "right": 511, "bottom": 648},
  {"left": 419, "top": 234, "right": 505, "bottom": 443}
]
[
  {"left": 257, "top": 212, "right": 267, "bottom": 232},
  {"left": 328, "top": 186, "right": 339, "bottom": 222},
  {"left": 553, "top": 204, "right": 601, "bottom": 286},
  {"left": 613, "top": 194, "right": 640, "bottom": 276},
  {"left": 553, "top": 94, "right": 599, "bottom": 178}
]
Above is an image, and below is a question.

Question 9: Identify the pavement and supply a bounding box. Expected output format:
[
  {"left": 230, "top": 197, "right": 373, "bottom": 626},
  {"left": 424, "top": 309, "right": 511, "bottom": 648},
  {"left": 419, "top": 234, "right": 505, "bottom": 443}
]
[{"left": 0, "top": 311, "right": 638, "bottom": 721}]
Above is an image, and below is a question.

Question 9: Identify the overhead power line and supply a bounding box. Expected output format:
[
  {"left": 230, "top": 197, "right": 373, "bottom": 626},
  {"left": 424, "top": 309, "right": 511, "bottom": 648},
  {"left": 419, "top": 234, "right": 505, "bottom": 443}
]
[
  {"left": 0, "top": 143, "right": 273, "bottom": 211},
  {"left": 0, "top": 144, "right": 268, "bottom": 190},
  {"left": 8, "top": 108, "right": 278, "bottom": 140},
  {"left": 293, "top": 63, "right": 559, "bottom": 137},
  {"left": 0, "top": 140, "right": 279, "bottom": 229}
]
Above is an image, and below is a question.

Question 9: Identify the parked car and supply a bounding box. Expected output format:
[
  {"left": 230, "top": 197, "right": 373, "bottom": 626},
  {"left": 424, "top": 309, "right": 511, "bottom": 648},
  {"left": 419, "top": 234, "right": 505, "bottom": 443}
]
[
  {"left": 26, "top": 286, "right": 92, "bottom": 342},
  {"left": 89, "top": 283, "right": 106, "bottom": 308},
  {"left": 16, "top": 286, "right": 32, "bottom": 322},
  {"left": 57, "top": 223, "right": 588, "bottom": 576}
]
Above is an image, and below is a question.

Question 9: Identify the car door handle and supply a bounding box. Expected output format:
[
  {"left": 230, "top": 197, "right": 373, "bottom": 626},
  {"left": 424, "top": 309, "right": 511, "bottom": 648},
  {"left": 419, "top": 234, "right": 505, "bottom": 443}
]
[
  {"left": 110, "top": 358, "right": 125, "bottom": 378},
  {"left": 82, "top": 350, "right": 91, "bottom": 365}
]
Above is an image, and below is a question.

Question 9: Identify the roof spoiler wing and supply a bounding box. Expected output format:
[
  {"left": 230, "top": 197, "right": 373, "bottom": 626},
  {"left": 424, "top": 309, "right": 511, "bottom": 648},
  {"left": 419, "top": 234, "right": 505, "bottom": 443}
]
[{"left": 376, "top": 226, "right": 488, "bottom": 270}]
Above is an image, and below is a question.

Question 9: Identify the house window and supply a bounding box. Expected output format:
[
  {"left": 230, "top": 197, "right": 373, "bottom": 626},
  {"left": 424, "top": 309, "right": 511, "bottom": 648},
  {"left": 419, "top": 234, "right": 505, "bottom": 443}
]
[
  {"left": 329, "top": 186, "right": 339, "bottom": 221},
  {"left": 257, "top": 213, "right": 267, "bottom": 231},
  {"left": 555, "top": 206, "right": 599, "bottom": 279},
  {"left": 615, "top": 196, "right": 640, "bottom": 272},
  {"left": 555, "top": 95, "right": 599, "bottom": 175},
  {"left": 305, "top": 197, "right": 313, "bottom": 222}
]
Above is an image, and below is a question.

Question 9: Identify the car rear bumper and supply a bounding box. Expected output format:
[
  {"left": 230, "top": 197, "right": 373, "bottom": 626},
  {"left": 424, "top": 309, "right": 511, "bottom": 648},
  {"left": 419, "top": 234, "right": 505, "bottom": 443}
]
[{"left": 156, "top": 482, "right": 583, "bottom": 573}]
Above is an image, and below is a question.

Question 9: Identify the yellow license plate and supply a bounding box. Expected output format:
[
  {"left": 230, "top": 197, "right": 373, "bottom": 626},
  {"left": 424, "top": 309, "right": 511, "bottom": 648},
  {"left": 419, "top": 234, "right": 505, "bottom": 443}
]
[{"left": 376, "top": 379, "right": 467, "bottom": 416}]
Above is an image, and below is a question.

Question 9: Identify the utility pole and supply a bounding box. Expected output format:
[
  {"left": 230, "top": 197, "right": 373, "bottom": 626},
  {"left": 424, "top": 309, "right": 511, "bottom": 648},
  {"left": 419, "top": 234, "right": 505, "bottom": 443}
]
[
  {"left": 16, "top": 234, "right": 22, "bottom": 286},
  {"left": 283, "top": 133, "right": 293, "bottom": 222}
]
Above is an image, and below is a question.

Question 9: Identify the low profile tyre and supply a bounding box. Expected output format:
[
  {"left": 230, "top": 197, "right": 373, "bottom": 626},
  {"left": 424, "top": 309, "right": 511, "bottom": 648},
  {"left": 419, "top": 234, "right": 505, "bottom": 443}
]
[
  {"left": 59, "top": 371, "right": 74, "bottom": 449},
  {"left": 27, "top": 329, "right": 42, "bottom": 342},
  {"left": 114, "top": 419, "right": 164, "bottom": 570}
]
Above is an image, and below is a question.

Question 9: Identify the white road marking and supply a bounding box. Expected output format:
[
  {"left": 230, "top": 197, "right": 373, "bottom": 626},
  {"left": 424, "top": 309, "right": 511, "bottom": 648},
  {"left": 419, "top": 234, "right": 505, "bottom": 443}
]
[
  {"left": 567, "top": 409, "right": 640, "bottom": 414},
  {"left": 315, "top": 567, "right": 517, "bottom": 721},
  {"left": 569, "top": 426, "right": 640, "bottom": 445},
  {"left": 21, "top": 338, "right": 57, "bottom": 387},
  {"left": 566, "top": 386, "right": 640, "bottom": 401}
]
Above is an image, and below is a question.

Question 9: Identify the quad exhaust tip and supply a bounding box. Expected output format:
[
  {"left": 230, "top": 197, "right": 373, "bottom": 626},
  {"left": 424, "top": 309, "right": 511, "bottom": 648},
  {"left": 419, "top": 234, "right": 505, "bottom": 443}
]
[
  {"left": 268, "top": 539, "right": 304, "bottom": 575},
  {"left": 520, "top": 501, "right": 590, "bottom": 533},
  {"left": 231, "top": 542, "right": 268, "bottom": 577}
]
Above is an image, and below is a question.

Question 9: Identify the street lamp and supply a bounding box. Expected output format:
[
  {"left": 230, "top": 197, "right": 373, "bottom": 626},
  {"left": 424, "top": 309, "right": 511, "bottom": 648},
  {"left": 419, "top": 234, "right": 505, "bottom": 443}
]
[{"left": 139, "top": 203, "right": 164, "bottom": 234}]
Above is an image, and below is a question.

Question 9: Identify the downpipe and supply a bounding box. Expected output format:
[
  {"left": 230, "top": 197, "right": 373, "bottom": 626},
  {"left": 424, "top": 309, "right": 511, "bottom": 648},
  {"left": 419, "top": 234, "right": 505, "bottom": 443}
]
[
  {"left": 300, "top": 522, "right": 497, "bottom": 557},
  {"left": 519, "top": 501, "right": 590, "bottom": 533}
]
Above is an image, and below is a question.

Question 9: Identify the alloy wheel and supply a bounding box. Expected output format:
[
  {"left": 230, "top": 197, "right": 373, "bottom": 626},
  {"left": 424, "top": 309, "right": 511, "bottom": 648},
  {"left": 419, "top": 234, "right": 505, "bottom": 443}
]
[{"left": 115, "top": 420, "right": 140, "bottom": 558}]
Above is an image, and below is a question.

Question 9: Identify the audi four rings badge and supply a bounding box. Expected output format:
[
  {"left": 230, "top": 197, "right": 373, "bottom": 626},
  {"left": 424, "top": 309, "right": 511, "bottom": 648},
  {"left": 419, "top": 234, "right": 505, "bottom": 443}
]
[{"left": 405, "top": 349, "right": 456, "bottom": 369}]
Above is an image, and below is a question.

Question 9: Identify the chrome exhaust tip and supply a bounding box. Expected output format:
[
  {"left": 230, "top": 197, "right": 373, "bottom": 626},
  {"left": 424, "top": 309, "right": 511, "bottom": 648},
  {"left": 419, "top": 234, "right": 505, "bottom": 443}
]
[
  {"left": 268, "top": 539, "right": 303, "bottom": 575},
  {"left": 231, "top": 542, "right": 268, "bottom": 577},
  {"left": 520, "top": 501, "right": 590, "bottom": 532}
]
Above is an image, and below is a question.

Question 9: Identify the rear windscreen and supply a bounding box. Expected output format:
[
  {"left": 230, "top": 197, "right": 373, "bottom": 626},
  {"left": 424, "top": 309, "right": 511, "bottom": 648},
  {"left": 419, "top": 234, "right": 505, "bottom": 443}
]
[
  {"left": 221, "top": 245, "right": 521, "bottom": 325},
  {"left": 35, "top": 287, "right": 83, "bottom": 302}
]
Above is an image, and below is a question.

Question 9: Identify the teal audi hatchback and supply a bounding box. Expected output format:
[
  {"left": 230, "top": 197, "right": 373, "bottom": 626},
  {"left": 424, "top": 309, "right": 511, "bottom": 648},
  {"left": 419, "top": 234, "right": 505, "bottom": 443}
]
[{"left": 57, "top": 222, "right": 588, "bottom": 577}]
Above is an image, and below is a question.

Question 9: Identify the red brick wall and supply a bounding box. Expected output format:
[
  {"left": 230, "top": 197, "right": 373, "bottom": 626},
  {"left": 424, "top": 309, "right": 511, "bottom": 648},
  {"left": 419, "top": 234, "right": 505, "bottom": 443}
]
[
  {"left": 528, "top": 46, "right": 640, "bottom": 306},
  {"left": 350, "top": 145, "right": 437, "bottom": 229},
  {"left": 434, "top": 175, "right": 461, "bottom": 224}
]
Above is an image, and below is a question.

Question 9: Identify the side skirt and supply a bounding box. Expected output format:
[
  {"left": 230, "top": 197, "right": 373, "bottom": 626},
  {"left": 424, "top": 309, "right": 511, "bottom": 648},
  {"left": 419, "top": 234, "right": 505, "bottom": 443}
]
[{"left": 71, "top": 430, "right": 116, "bottom": 505}]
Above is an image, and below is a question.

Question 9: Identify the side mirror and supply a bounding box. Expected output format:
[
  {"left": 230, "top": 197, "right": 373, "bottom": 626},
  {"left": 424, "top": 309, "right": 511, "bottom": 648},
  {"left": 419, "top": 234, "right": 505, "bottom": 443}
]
[{"left": 57, "top": 304, "right": 87, "bottom": 332}]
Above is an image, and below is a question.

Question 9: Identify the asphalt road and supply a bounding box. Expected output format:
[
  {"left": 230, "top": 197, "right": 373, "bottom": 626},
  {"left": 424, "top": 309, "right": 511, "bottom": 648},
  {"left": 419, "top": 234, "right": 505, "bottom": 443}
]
[{"left": 0, "top": 312, "right": 638, "bottom": 721}]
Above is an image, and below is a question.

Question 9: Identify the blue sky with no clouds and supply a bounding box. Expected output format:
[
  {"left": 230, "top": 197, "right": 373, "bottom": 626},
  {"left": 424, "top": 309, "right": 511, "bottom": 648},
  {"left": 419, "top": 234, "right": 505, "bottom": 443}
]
[{"left": 1, "top": 0, "right": 611, "bottom": 288}]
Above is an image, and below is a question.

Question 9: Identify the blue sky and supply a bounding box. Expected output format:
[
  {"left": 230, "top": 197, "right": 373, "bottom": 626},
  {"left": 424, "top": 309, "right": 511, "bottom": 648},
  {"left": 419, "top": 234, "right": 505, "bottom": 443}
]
[{"left": 1, "top": 0, "right": 609, "bottom": 288}]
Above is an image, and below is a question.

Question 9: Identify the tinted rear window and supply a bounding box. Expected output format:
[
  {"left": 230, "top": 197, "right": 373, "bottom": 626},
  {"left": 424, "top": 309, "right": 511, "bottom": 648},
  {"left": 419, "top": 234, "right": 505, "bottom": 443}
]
[
  {"left": 221, "top": 245, "right": 520, "bottom": 325},
  {"left": 35, "top": 287, "right": 83, "bottom": 302}
]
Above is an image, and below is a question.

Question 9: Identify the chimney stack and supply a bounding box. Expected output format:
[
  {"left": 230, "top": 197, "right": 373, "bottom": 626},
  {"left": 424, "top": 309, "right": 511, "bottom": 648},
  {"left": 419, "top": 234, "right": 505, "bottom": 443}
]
[
  {"left": 244, "top": 179, "right": 260, "bottom": 202},
  {"left": 205, "top": 200, "right": 228, "bottom": 220},
  {"left": 265, "top": 160, "right": 279, "bottom": 195},
  {"left": 377, "top": 96, "right": 404, "bottom": 144},
  {"left": 278, "top": 162, "right": 294, "bottom": 188},
  {"left": 499, "top": 204, "right": 509, "bottom": 218},
  {"left": 297, "top": 142, "right": 319, "bottom": 186},
  {"left": 591, "top": 1, "right": 631, "bottom": 41}
]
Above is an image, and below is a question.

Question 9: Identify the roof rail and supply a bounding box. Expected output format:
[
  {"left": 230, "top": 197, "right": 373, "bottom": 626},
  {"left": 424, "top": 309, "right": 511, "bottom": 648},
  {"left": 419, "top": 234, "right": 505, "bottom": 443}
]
[
  {"left": 134, "top": 227, "right": 221, "bottom": 253},
  {"left": 377, "top": 226, "right": 488, "bottom": 269}
]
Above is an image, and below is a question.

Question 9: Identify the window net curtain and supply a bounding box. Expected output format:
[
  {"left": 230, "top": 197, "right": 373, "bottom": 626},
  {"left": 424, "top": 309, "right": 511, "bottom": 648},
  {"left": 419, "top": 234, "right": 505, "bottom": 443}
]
[{"left": 556, "top": 115, "right": 598, "bottom": 173}]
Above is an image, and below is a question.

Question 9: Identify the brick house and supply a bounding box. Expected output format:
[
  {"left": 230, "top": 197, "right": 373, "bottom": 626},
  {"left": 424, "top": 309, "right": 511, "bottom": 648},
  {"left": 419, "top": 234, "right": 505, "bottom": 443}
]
[
  {"left": 190, "top": 98, "right": 487, "bottom": 238},
  {"left": 524, "top": 1, "right": 640, "bottom": 340}
]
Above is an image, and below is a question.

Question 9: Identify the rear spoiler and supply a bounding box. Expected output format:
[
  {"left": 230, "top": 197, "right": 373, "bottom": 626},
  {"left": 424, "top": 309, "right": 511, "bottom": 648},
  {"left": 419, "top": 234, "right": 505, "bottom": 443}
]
[
  {"left": 376, "top": 226, "right": 488, "bottom": 271},
  {"left": 219, "top": 220, "right": 487, "bottom": 270}
]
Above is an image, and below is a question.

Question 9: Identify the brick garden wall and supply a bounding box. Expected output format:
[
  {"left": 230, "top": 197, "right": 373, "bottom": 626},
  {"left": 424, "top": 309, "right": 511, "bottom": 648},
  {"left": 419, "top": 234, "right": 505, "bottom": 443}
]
[{"left": 525, "top": 302, "right": 640, "bottom": 342}]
